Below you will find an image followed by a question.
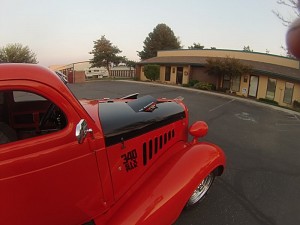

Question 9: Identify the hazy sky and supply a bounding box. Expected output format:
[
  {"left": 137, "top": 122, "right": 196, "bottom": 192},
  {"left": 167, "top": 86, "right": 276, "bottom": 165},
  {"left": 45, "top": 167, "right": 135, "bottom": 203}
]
[{"left": 1, "top": 0, "right": 297, "bottom": 66}]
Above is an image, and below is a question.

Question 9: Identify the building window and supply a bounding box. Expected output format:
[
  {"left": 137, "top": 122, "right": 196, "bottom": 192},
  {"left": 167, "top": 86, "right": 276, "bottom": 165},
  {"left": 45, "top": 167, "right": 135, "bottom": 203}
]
[
  {"left": 222, "top": 74, "right": 230, "bottom": 89},
  {"left": 165, "top": 66, "right": 171, "bottom": 81},
  {"left": 266, "top": 78, "right": 276, "bottom": 100},
  {"left": 231, "top": 75, "right": 241, "bottom": 92},
  {"left": 283, "top": 82, "right": 294, "bottom": 104}
]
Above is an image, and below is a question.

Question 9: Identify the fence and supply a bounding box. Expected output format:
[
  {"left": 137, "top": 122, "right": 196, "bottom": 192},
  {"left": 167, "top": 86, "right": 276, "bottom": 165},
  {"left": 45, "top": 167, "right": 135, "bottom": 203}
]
[{"left": 109, "top": 69, "right": 135, "bottom": 78}]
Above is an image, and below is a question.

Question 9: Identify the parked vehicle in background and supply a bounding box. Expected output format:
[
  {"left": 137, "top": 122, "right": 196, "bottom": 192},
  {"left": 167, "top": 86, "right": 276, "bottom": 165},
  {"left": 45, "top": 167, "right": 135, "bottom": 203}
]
[
  {"left": 85, "top": 67, "right": 109, "bottom": 79},
  {"left": 0, "top": 64, "right": 225, "bottom": 225}
]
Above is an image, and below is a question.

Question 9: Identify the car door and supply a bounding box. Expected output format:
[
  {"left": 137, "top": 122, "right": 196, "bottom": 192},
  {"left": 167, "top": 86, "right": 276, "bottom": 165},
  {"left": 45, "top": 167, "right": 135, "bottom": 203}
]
[{"left": 0, "top": 81, "right": 105, "bottom": 225}]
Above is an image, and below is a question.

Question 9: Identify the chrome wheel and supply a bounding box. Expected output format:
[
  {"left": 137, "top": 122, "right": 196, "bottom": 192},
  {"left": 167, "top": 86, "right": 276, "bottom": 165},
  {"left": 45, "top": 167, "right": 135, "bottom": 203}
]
[{"left": 186, "top": 173, "right": 215, "bottom": 206}]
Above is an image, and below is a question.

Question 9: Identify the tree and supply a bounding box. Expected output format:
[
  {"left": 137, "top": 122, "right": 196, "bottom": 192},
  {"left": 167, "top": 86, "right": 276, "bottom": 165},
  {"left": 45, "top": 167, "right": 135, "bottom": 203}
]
[
  {"left": 188, "top": 43, "right": 205, "bottom": 49},
  {"left": 0, "top": 43, "right": 38, "bottom": 63},
  {"left": 138, "top": 24, "right": 181, "bottom": 60},
  {"left": 89, "top": 35, "right": 123, "bottom": 73},
  {"left": 273, "top": 0, "right": 299, "bottom": 26},
  {"left": 144, "top": 64, "right": 160, "bottom": 81},
  {"left": 123, "top": 58, "right": 137, "bottom": 77},
  {"left": 123, "top": 58, "right": 136, "bottom": 69},
  {"left": 243, "top": 45, "right": 253, "bottom": 52},
  {"left": 206, "top": 57, "right": 252, "bottom": 91},
  {"left": 273, "top": 1, "right": 299, "bottom": 57}
]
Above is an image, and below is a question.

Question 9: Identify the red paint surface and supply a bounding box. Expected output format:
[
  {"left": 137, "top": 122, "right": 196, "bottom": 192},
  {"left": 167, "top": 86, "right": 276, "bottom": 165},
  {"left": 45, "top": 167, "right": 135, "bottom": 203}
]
[{"left": 0, "top": 64, "right": 225, "bottom": 225}]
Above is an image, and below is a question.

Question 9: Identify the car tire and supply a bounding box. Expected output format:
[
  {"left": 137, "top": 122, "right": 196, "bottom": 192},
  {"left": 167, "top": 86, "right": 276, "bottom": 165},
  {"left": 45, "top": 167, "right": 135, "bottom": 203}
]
[{"left": 186, "top": 172, "right": 215, "bottom": 207}]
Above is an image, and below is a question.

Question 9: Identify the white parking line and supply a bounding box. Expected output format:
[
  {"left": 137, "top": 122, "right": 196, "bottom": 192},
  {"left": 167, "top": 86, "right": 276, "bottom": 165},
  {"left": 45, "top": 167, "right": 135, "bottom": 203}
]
[{"left": 209, "top": 99, "right": 235, "bottom": 112}]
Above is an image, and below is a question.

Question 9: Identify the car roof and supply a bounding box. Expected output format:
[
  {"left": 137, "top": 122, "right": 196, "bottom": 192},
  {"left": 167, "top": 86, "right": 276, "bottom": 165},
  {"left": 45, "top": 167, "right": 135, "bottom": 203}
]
[{"left": 0, "top": 63, "right": 65, "bottom": 90}]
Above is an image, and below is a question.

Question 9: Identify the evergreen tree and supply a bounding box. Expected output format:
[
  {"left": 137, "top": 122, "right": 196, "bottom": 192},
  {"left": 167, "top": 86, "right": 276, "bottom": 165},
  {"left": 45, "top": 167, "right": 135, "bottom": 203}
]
[
  {"left": 90, "top": 35, "right": 123, "bottom": 72},
  {"left": 188, "top": 43, "right": 205, "bottom": 49},
  {"left": 138, "top": 24, "right": 181, "bottom": 60}
]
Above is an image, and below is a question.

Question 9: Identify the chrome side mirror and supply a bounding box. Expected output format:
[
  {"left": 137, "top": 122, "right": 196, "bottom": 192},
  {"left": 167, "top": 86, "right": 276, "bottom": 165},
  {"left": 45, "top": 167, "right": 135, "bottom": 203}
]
[{"left": 76, "top": 119, "right": 93, "bottom": 144}]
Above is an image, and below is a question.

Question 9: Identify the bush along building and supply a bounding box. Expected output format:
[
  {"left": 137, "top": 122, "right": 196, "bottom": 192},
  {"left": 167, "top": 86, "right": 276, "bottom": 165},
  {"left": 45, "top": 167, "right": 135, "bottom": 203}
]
[{"left": 136, "top": 49, "right": 300, "bottom": 110}]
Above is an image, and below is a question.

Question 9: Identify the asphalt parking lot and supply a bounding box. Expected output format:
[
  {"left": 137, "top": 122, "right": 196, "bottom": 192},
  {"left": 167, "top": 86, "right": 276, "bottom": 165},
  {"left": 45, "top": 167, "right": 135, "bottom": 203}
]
[{"left": 69, "top": 80, "right": 300, "bottom": 225}]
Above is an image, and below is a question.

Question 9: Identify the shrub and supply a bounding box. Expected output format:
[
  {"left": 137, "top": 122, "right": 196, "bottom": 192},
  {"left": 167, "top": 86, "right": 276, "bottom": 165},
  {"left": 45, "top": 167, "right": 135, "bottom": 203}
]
[
  {"left": 194, "top": 82, "right": 216, "bottom": 91},
  {"left": 258, "top": 98, "right": 279, "bottom": 105},
  {"left": 133, "top": 76, "right": 140, "bottom": 81},
  {"left": 144, "top": 64, "right": 160, "bottom": 81},
  {"left": 293, "top": 100, "right": 300, "bottom": 109},
  {"left": 218, "top": 87, "right": 227, "bottom": 92},
  {"left": 188, "top": 80, "right": 199, "bottom": 87}
]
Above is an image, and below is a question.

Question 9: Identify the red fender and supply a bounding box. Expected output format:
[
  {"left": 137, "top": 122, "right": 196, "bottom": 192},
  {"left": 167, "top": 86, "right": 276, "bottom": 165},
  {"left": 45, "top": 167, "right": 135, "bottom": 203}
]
[{"left": 96, "top": 142, "right": 225, "bottom": 225}]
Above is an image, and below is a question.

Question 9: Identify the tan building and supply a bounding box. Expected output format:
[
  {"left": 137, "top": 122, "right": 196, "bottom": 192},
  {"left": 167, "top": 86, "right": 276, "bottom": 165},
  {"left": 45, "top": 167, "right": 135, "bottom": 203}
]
[{"left": 137, "top": 49, "right": 300, "bottom": 109}]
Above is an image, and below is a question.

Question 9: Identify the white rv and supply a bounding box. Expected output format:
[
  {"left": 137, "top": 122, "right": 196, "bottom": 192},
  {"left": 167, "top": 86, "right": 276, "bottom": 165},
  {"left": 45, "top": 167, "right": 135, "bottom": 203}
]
[{"left": 85, "top": 67, "right": 109, "bottom": 79}]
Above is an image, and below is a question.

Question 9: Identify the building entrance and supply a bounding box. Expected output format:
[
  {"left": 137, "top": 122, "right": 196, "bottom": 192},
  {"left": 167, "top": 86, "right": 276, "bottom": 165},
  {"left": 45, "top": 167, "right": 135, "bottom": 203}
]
[
  {"left": 176, "top": 67, "right": 183, "bottom": 84},
  {"left": 249, "top": 75, "right": 259, "bottom": 97}
]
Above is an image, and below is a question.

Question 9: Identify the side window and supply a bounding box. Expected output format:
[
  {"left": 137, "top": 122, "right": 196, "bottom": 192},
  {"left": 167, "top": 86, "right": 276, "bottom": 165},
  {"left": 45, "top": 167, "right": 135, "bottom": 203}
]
[
  {"left": 266, "top": 78, "right": 277, "bottom": 100},
  {"left": 165, "top": 66, "right": 171, "bottom": 81},
  {"left": 13, "top": 91, "right": 46, "bottom": 102},
  {"left": 0, "top": 92, "right": 4, "bottom": 120},
  {"left": 222, "top": 74, "right": 231, "bottom": 89},
  {"left": 0, "top": 90, "right": 67, "bottom": 145},
  {"left": 283, "top": 82, "right": 294, "bottom": 104},
  {"left": 231, "top": 75, "right": 241, "bottom": 92}
]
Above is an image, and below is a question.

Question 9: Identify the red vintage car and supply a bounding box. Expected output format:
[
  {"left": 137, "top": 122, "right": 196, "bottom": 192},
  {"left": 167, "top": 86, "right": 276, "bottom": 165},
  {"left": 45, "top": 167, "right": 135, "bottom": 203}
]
[{"left": 0, "top": 64, "right": 225, "bottom": 225}]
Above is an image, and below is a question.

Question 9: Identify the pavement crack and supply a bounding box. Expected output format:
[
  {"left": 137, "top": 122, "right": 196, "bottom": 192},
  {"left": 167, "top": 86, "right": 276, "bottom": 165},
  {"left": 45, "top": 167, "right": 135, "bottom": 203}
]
[{"left": 209, "top": 99, "right": 235, "bottom": 112}]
